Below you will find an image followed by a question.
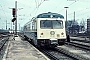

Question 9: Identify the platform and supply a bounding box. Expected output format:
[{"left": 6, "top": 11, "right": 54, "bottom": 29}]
[{"left": 3, "top": 35, "right": 50, "bottom": 60}]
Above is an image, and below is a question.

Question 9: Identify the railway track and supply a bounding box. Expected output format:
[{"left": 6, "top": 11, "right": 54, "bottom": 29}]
[
  {"left": 0, "top": 36, "right": 9, "bottom": 50},
  {"left": 71, "top": 37, "right": 90, "bottom": 43},
  {"left": 0, "top": 35, "right": 9, "bottom": 60},
  {"left": 66, "top": 41, "right": 90, "bottom": 50},
  {"left": 69, "top": 37, "right": 90, "bottom": 50},
  {"left": 37, "top": 40, "right": 90, "bottom": 60},
  {"left": 37, "top": 47, "right": 76, "bottom": 60},
  {"left": 56, "top": 44, "right": 90, "bottom": 60}
]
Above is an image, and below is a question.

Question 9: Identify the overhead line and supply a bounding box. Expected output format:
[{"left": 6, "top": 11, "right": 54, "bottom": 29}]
[
  {"left": 68, "top": 7, "right": 90, "bottom": 16},
  {"left": 35, "top": 0, "right": 38, "bottom": 8},
  {"left": 23, "top": 0, "right": 45, "bottom": 21},
  {"left": 58, "top": 1, "right": 76, "bottom": 13},
  {"left": 68, "top": 1, "right": 76, "bottom": 6}
]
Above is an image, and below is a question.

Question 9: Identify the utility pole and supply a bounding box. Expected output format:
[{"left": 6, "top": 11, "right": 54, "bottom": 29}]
[
  {"left": 6, "top": 20, "right": 7, "bottom": 30},
  {"left": 72, "top": 11, "right": 75, "bottom": 34},
  {"left": 74, "top": 11, "right": 75, "bottom": 25},
  {"left": 19, "top": 23, "right": 20, "bottom": 31},
  {"left": 11, "top": 21, "right": 12, "bottom": 30},
  {"left": 15, "top": 1, "right": 17, "bottom": 35},
  {"left": 11, "top": 19, "right": 12, "bottom": 33}
]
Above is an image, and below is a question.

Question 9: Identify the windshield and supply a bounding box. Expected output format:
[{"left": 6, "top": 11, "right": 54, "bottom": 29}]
[{"left": 40, "top": 20, "right": 63, "bottom": 29}]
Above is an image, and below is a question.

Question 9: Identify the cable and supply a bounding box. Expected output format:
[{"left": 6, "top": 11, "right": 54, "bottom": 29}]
[
  {"left": 35, "top": 0, "right": 38, "bottom": 8},
  {"left": 68, "top": 7, "right": 90, "bottom": 15},
  {"left": 58, "top": 0, "right": 76, "bottom": 13},
  {"left": 68, "top": 1, "right": 76, "bottom": 6},
  {"left": 68, "top": 6, "right": 90, "bottom": 19},
  {"left": 33, "top": 0, "right": 45, "bottom": 16},
  {"left": 23, "top": 0, "right": 45, "bottom": 21}
]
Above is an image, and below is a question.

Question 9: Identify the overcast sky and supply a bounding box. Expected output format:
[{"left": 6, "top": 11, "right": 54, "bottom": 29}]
[{"left": 0, "top": 0, "right": 90, "bottom": 30}]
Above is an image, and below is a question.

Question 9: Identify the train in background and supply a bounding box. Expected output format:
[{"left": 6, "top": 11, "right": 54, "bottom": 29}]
[
  {"left": 23, "top": 12, "right": 67, "bottom": 47},
  {"left": 0, "top": 29, "right": 10, "bottom": 34}
]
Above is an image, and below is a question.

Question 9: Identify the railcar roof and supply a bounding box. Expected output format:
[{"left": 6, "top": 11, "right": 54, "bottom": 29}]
[{"left": 37, "top": 12, "right": 64, "bottom": 18}]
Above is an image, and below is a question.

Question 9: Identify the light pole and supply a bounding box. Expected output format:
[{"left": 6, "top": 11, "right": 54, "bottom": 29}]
[
  {"left": 18, "top": 23, "right": 20, "bottom": 31},
  {"left": 64, "top": 7, "right": 69, "bottom": 29}
]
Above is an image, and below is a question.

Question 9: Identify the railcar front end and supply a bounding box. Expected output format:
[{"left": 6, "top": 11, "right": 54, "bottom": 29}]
[{"left": 37, "top": 18, "right": 66, "bottom": 47}]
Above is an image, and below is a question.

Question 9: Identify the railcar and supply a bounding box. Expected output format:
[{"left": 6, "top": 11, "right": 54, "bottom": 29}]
[{"left": 23, "top": 12, "right": 66, "bottom": 47}]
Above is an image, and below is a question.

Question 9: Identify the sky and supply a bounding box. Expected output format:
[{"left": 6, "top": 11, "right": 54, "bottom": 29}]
[{"left": 0, "top": 0, "right": 90, "bottom": 30}]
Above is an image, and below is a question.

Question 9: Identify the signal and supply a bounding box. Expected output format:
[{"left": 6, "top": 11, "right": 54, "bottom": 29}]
[
  {"left": 12, "top": 18, "right": 16, "bottom": 22},
  {"left": 12, "top": 8, "right": 16, "bottom": 17}
]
